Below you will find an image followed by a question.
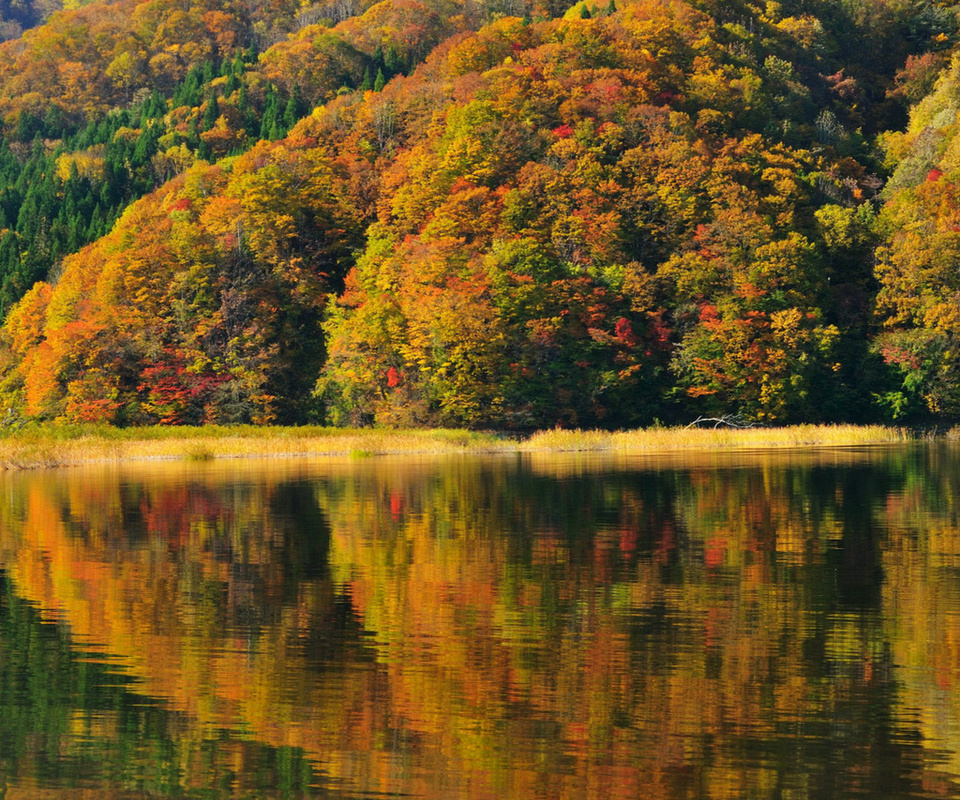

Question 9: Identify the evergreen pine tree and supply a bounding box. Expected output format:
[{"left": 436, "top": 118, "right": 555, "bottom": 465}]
[
  {"left": 384, "top": 44, "right": 402, "bottom": 76},
  {"left": 88, "top": 205, "right": 104, "bottom": 240},
  {"left": 0, "top": 232, "right": 19, "bottom": 282},
  {"left": 291, "top": 83, "right": 306, "bottom": 117},
  {"left": 237, "top": 84, "right": 257, "bottom": 135},
  {"left": 174, "top": 65, "right": 202, "bottom": 108},
  {"left": 282, "top": 95, "right": 299, "bottom": 131},
  {"left": 16, "top": 191, "right": 39, "bottom": 242},
  {"left": 146, "top": 90, "right": 166, "bottom": 119},
  {"left": 132, "top": 123, "right": 159, "bottom": 167},
  {"left": 260, "top": 86, "right": 280, "bottom": 139},
  {"left": 203, "top": 92, "right": 220, "bottom": 131},
  {"left": 76, "top": 120, "right": 97, "bottom": 149},
  {"left": 66, "top": 215, "right": 82, "bottom": 253},
  {"left": 187, "top": 116, "right": 201, "bottom": 149},
  {"left": 13, "top": 112, "right": 39, "bottom": 142},
  {"left": 42, "top": 105, "right": 65, "bottom": 139}
]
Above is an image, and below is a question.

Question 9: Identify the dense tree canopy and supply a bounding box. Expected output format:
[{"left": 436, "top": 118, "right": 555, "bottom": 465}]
[{"left": 0, "top": 0, "right": 959, "bottom": 426}]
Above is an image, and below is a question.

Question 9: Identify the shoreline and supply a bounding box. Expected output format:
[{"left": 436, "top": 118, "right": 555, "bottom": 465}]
[{"left": 0, "top": 423, "right": 925, "bottom": 470}]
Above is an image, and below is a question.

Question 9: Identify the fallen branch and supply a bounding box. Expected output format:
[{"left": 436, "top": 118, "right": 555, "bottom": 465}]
[{"left": 686, "top": 414, "right": 763, "bottom": 429}]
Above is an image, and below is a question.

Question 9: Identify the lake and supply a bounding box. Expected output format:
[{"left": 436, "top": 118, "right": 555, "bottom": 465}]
[{"left": 0, "top": 444, "right": 959, "bottom": 798}]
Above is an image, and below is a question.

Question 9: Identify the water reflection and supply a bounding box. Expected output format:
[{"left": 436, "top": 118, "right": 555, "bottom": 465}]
[{"left": 0, "top": 447, "right": 958, "bottom": 797}]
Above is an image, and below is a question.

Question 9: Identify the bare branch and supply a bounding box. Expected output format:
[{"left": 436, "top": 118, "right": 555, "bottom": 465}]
[{"left": 686, "top": 414, "right": 763, "bottom": 429}]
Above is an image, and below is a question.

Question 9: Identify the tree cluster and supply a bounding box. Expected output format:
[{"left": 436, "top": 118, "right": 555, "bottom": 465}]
[{"left": 0, "top": 0, "right": 959, "bottom": 426}]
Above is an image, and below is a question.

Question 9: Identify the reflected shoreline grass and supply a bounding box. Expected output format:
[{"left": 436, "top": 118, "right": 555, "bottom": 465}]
[{"left": 0, "top": 422, "right": 923, "bottom": 469}]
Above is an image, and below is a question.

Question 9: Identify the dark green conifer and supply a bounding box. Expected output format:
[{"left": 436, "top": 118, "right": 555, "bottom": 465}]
[
  {"left": 42, "top": 105, "right": 65, "bottom": 139},
  {"left": 203, "top": 92, "right": 220, "bottom": 131},
  {"left": 384, "top": 44, "right": 402, "bottom": 76},
  {"left": 187, "top": 116, "right": 201, "bottom": 149},
  {"left": 13, "top": 112, "right": 39, "bottom": 142},
  {"left": 260, "top": 85, "right": 281, "bottom": 139},
  {"left": 282, "top": 95, "right": 299, "bottom": 130},
  {"left": 0, "top": 232, "right": 19, "bottom": 279}
]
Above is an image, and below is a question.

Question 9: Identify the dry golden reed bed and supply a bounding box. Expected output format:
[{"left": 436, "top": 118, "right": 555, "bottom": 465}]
[
  {"left": 523, "top": 423, "right": 914, "bottom": 451},
  {"left": 0, "top": 423, "right": 917, "bottom": 469}
]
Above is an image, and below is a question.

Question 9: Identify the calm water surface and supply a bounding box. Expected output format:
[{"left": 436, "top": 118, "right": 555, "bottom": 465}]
[{"left": 1, "top": 445, "right": 960, "bottom": 798}]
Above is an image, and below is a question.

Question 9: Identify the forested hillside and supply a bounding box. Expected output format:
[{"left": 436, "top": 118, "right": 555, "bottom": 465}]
[{"left": 0, "top": 0, "right": 957, "bottom": 428}]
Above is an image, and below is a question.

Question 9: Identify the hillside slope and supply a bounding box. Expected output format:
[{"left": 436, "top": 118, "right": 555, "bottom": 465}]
[{"left": 0, "top": 0, "right": 957, "bottom": 427}]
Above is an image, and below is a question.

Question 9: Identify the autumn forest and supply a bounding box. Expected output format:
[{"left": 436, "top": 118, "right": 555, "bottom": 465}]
[{"left": 0, "top": 0, "right": 958, "bottom": 428}]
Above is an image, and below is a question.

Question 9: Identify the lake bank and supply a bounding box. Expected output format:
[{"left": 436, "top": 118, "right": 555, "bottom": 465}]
[{"left": 0, "top": 423, "right": 922, "bottom": 469}]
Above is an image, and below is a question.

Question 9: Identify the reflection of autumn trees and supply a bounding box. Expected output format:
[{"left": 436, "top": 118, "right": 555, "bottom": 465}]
[
  {"left": 0, "top": 572, "right": 324, "bottom": 798},
  {"left": 0, "top": 463, "right": 386, "bottom": 796},
  {"left": 317, "top": 453, "right": 941, "bottom": 799},
  {"left": 0, "top": 452, "right": 959, "bottom": 797},
  {"left": 877, "top": 445, "right": 960, "bottom": 782}
]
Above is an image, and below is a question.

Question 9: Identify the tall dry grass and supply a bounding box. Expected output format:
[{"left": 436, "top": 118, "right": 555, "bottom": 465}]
[
  {"left": 522, "top": 424, "right": 913, "bottom": 452},
  {"left": 0, "top": 423, "right": 915, "bottom": 469},
  {"left": 0, "top": 425, "right": 512, "bottom": 469}
]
